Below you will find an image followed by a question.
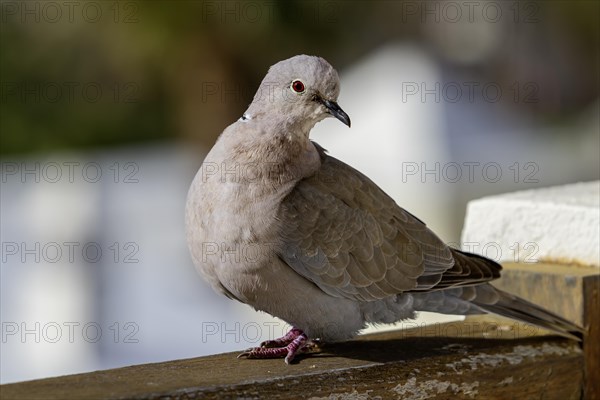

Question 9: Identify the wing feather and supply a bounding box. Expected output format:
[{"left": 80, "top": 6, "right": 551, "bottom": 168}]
[{"left": 277, "top": 144, "right": 499, "bottom": 301}]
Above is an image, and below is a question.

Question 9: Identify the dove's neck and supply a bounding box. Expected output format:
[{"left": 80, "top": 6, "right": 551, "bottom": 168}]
[{"left": 213, "top": 119, "right": 320, "bottom": 188}]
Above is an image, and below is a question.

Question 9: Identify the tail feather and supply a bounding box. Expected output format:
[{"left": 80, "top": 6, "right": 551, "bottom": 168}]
[{"left": 471, "top": 286, "right": 584, "bottom": 341}]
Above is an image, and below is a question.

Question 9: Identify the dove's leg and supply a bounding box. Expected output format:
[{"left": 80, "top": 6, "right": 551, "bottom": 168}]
[
  {"left": 238, "top": 328, "right": 308, "bottom": 364},
  {"left": 260, "top": 327, "right": 304, "bottom": 348}
]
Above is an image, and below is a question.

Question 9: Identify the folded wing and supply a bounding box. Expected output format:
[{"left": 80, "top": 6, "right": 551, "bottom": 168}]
[{"left": 277, "top": 143, "right": 500, "bottom": 302}]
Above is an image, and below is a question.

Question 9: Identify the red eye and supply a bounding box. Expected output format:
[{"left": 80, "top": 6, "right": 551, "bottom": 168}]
[{"left": 291, "top": 80, "right": 305, "bottom": 93}]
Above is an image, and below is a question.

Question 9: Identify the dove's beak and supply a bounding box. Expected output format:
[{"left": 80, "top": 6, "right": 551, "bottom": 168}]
[{"left": 321, "top": 99, "right": 351, "bottom": 127}]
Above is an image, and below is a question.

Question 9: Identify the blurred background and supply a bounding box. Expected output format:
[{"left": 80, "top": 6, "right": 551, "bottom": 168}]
[{"left": 1, "top": 0, "right": 598, "bottom": 383}]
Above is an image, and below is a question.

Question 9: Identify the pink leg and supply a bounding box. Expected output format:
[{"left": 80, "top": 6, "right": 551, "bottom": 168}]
[
  {"left": 238, "top": 327, "right": 308, "bottom": 364},
  {"left": 260, "top": 328, "right": 304, "bottom": 348}
]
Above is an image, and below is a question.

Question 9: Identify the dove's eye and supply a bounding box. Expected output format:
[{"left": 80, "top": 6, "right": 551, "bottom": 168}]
[{"left": 291, "top": 80, "right": 305, "bottom": 93}]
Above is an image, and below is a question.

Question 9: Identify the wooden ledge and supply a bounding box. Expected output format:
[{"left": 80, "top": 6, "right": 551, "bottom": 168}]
[{"left": 1, "top": 317, "right": 584, "bottom": 400}]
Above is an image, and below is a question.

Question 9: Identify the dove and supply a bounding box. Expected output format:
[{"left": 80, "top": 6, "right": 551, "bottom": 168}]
[{"left": 185, "top": 55, "right": 583, "bottom": 364}]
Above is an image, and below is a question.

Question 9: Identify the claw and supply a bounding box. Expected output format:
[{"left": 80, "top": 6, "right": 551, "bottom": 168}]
[{"left": 237, "top": 352, "right": 250, "bottom": 359}]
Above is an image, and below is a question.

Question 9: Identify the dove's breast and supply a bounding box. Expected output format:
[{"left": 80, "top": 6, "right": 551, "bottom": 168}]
[
  {"left": 186, "top": 132, "right": 321, "bottom": 293},
  {"left": 185, "top": 165, "right": 292, "bottom": 294}
]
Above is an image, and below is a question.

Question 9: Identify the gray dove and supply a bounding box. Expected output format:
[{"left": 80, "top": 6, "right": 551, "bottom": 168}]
[{"left": 185, "top": 55, "right": 582, "bottom": 364}]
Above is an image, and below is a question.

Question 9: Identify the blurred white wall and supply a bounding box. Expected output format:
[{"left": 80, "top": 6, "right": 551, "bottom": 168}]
[{"left": 314, "top": 44, "right": 599, "bottom": 244}]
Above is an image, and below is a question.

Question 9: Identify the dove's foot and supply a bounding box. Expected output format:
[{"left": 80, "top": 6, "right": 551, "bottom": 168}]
[
  {"left": 238, "top": 328, "right": 308, "bottom": 364},
  {"left": 260, "top": 327, "right": 304, "bottom": 348}
]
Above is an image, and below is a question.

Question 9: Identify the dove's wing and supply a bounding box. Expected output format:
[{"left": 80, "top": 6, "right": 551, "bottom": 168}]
[{"left": 277, "top": 144, "right": 500, "bottom": 302}]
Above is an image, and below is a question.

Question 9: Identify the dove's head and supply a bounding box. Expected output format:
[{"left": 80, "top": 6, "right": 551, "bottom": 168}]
[{"left": 245, "top": 55, "right": 350, "bottom": 133}]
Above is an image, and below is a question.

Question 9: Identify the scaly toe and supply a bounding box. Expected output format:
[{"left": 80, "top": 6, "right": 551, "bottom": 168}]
[{"left": 238, "top": 331, "right": 309, "bottom": 363}]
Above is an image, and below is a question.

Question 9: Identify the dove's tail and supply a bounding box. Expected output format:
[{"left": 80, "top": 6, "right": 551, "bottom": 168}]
[{"left": 470, "top": 285, "right": 584, "bottom": 341}]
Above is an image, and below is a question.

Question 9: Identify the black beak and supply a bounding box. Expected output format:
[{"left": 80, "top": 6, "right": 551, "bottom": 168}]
[{"left": 319, "top": 98, "right": 351, "bottom": 127}]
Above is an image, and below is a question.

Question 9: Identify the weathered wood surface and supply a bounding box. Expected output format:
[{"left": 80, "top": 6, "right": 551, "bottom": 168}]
[
  {"left": 1, "top": 317, "right": 584, "bottom": 400},
  {"left": 493, "top": 262, "right": 599, "bottom": 399},
  {"left": 493, "top": 263, "right": 597, "bottom": 327}
]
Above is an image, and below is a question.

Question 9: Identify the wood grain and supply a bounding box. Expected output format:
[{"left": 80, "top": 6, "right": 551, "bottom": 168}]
[{"left": 492, "top": 262, "right": 599, "bottom": 399}]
